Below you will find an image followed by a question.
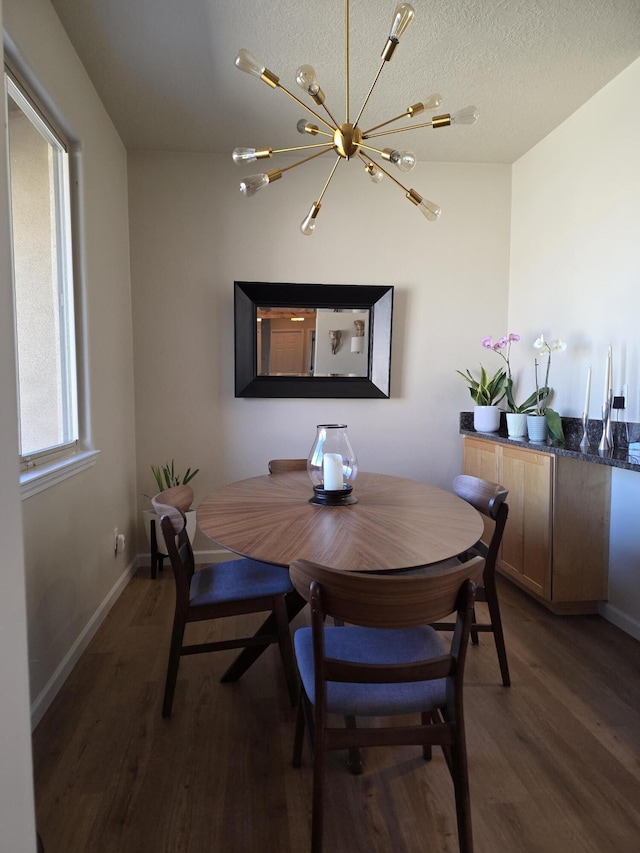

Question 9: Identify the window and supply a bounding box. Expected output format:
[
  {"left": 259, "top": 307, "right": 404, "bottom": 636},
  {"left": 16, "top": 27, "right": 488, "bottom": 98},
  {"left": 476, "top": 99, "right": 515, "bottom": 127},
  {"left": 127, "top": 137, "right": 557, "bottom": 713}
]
[{"left": 5, "top": 70, "right": 78, "bottom": 464}]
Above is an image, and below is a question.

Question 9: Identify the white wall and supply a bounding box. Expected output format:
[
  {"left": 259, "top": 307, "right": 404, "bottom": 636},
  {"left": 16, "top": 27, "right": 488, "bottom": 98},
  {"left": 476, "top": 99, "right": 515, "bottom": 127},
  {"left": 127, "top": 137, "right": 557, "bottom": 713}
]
[
  {"left": 128, "top": 151, "right": 511, "bottom": 550},
  {"left": 509, "top": 58, "right": 640, "bottom": 637},
  {"left": 3, "top": 0, "right": 138, "bottom": 724},
  {"left": 0, "top": 1, "right": 39, "bottom": 846}
]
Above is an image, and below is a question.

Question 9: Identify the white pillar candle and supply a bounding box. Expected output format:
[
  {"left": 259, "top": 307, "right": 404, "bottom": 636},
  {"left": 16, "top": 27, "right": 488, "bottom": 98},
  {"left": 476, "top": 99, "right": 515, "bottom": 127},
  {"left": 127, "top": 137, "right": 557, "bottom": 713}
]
[
  {"left": 584, "top": 366, "right": 591, "bottom": 417},
  {"left": 608, "top": 345, "right": 613, "bottom": 396},
  {"left": 323, "top": 453, "right": 343, "bottom": 490}
]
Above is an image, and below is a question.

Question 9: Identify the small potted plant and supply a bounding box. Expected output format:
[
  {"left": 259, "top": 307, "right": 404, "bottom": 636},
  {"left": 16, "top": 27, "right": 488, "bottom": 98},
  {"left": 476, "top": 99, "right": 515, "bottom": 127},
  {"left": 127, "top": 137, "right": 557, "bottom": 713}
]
[
  {"left": 143, "top": 461, "right": 200, "bottom": 571},
  {"left": 456, "top": 364, "right": 507, "bottom": 432}
]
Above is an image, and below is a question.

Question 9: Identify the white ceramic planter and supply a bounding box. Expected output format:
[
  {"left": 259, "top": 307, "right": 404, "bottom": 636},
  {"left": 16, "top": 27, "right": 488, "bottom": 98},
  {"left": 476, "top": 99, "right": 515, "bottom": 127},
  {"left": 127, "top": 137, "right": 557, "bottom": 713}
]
[
  {"left": 526, "top": 415, "right": 548, "bottom": 442},
  {"left": 506, "top": 412, "right": 528, "bottom": 438},
  {"left": 473, "top": 405, "right": 501, "bottom": 432}
]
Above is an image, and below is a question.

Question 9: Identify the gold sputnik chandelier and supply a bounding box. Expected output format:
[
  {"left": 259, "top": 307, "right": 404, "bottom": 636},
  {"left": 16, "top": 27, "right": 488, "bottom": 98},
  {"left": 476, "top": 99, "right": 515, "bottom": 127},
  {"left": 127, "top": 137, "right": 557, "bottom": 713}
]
[{"left": 233, "top": 1, "right": 478, "bottom": 236}]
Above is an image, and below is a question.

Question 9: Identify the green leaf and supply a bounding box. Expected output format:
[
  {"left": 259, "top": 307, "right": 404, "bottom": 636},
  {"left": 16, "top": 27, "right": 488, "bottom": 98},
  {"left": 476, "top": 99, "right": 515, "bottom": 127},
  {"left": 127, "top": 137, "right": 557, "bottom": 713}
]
[{"left": 545, "top": 408, "right": 564, "bottom": 442}]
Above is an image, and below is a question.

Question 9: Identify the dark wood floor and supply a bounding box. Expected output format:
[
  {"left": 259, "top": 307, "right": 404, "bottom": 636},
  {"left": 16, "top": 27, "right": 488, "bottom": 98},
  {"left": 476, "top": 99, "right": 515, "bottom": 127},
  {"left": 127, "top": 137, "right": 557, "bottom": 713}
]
[{"left": 33, "top": 567, "right": 640, "bottom": 852}]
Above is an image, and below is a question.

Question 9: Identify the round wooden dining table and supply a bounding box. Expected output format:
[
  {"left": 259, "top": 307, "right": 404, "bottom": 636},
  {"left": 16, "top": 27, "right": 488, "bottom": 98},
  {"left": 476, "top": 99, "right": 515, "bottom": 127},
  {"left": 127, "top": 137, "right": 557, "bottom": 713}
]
[
  {"left": 196, "top": 470, "right": 483, "bottom": 684},
  {"left": 197, "top": 470, "right": 483, "bottom": 572}
]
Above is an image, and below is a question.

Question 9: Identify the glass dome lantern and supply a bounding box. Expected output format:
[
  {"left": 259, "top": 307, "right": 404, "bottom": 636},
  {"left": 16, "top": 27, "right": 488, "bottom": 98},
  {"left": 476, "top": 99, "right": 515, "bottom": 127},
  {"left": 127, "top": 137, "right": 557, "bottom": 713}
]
[{"left": 307, "top": 424, "right": 358, "bottom": 505}]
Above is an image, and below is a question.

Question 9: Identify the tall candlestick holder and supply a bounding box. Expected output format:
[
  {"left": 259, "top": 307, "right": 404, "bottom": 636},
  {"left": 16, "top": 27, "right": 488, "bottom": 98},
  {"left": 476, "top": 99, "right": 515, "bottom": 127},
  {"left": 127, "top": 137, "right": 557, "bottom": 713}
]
[
  {"left": 579, "top": 413, "right": 590, "bottom": 449},
  {"left": 598, "top": 391, "right": 613, "bottom": 453}
]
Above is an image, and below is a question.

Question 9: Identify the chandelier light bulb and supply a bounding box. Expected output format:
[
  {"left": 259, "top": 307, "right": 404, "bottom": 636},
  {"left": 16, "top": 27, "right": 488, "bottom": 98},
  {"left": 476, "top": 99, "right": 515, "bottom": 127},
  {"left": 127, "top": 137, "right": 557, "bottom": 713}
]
[
  {"left": 234, "top": 48, "right": 265, "bottom": 79},
  {"left": 239, "top": 173, "right": 269, "bottom": 197},
  {"left": 421, "top": 93, "right": 442, "bottom": 111},
  {"left": 389, "top": 4, "right": 415, "bottom": 41},
  {"left": 451, "top": 105, "right": 479, "bottom": 125},
  {"left": 297, "top": 119, "right": 319, "bottom": 135},
  {"left": 383, "top": 148, "right": 416, "bottom": 171},
  {"left": 296, "top": 65, "right": 320, "bottom": 97},
  {"left": 233, "top": 148, "right": 257, "bottom": 164},
  {"left": 365, "top": 162, "right": 384, "bottom": 183},
  {"left": 396, "top": 150, "right": 416, "bottom": 171},
  {"left": 296, "top": 65, "right": 325, "bottom": 105},
  {"left": 417, "top": 198, "right": 441, "bottom": 221},
  {"left": 300, "top": 202, "right": 321, "bottom": 236}
]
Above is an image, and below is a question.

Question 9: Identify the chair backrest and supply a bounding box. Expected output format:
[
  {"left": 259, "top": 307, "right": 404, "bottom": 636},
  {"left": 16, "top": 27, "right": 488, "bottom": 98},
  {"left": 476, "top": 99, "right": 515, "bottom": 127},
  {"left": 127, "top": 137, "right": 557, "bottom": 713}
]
[
  {"left": 290, "top": 557, "right": 483, "bottom": 691},
  {"left": 289, "top": 556, "right": 484, "bottom": 630},
  {"left": 453, "top": 474, "right": 508, "bottom": 565},
  {"left": 268, "top": 458, "right": 307, "bottom": 474},
  {"left": 152, "top": 493, "right": 195, "bottom": 609}
]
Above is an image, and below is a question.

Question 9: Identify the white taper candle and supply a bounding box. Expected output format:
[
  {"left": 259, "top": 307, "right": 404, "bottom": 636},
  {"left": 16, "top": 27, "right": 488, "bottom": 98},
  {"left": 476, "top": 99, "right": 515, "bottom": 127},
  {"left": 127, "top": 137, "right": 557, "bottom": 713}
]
[{"left": 584, "top": 366, "right": 591, "bottom": 418}]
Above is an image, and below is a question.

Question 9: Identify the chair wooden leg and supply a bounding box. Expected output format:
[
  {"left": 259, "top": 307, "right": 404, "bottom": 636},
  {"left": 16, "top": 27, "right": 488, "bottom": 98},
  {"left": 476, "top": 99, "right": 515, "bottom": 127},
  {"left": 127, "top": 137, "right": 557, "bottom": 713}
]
[
  {"left": 484, "top": 579, "right": 511, "bottom": 687},
  {"left": 162, "top": 615, "right": 186, "bottom": 718},
  {"left": 450, "top": 731, "right": 473, "bottom": 853},
  {"left": 150, "top": 519, "right": 158, "bottom": 580},
  {"left": 421, "top": 711, "right": 433, "bottom": 761},
  {"left": 311, "top": 712, "right": 326, "bottom": 853},
  {"left": 273, "top": 594, "right": 298, "bottom": 705},
  {"left": 293, "top": 691, "right": 306, "bottom": 767},
  {"left": 345, "top": 716, "right": 363, "bottom": 775},
  {"left": 470, "top": 605, "right": 479, "bottom": 645}
]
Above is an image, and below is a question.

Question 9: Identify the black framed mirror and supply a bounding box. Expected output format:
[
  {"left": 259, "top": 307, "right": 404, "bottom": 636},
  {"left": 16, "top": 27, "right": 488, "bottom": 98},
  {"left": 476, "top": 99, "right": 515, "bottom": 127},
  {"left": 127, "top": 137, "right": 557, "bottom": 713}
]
[{"left": 234, "top": 281, "right": 393, "bottom": 398}]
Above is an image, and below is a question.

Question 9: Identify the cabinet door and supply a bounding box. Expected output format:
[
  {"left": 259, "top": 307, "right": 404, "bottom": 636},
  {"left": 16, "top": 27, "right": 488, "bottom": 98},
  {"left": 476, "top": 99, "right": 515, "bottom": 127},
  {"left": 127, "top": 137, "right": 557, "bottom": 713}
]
[
  {"left": 462, "top": 437, "right": 499, "bottom": 482},
  {"left": 461, "top": 437, "right": 499, "bottom": 548},
  {"left": 499, "top": 446, "right": 553, "bottom": 600}
]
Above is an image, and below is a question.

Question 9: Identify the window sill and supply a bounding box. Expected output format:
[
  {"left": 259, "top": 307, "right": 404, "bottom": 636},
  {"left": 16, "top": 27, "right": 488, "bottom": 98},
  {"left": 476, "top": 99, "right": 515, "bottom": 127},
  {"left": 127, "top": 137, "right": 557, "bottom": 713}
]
[{"left": 20, "top": 450, "right": 100, "bottom": 500}]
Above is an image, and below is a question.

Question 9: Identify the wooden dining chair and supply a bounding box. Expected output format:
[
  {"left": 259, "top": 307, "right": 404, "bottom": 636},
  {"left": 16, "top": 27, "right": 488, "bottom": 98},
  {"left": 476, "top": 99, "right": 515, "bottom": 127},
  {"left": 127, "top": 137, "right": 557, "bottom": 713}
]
[
  {"left": 290, "top": 555, "right": 484, "bottom": 853},
  {"left": 152, "top": 495, "right": 298, "bottom": 716},
  {"left": 431, "top": 474, "right": 511, "bottom": 687},
  {"left": 268, "top": 458, "right": 307, "bottom": 474}
]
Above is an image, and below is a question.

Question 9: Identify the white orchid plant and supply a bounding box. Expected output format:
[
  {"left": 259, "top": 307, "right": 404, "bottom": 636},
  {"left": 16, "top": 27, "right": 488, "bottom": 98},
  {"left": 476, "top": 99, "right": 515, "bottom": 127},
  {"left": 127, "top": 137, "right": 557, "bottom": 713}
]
[{"left": 533, "top": 334, "right": 566, "bottom": 441}]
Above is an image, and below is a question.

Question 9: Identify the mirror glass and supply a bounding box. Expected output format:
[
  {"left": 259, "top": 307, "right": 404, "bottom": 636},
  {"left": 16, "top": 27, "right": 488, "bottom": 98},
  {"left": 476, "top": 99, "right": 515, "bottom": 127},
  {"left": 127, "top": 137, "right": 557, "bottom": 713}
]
[
  {"left": 235, "top": 282, "right": 393, "bottom": 398},
  {"left": 257, "top": 306, "right": 370, "bottom": 378}
]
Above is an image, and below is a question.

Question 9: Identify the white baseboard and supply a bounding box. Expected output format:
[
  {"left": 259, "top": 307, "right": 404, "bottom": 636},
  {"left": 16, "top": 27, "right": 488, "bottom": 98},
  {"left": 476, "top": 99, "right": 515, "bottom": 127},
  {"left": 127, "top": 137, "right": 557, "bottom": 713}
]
[
  {"left": 30, "top": 558, "right": 138, "bottom": 730},
  {"left": 599, "top": 601, "right": 640, "bottom": 643},
  {"left": 31, "top": 547, "right": 263, "bottom": 729}
]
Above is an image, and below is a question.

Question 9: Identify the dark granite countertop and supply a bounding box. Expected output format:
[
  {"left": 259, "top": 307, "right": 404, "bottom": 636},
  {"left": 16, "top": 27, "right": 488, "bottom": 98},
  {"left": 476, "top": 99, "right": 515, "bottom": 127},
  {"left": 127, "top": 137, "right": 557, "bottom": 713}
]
[{"left": 459, "top": 412, "right": 640, "bottom": 473}]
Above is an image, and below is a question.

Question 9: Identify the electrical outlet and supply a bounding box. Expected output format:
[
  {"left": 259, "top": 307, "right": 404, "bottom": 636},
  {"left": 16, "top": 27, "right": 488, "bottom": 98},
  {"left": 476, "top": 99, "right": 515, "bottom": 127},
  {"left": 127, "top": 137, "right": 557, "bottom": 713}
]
[{"left": 113, "top": 526, "right": 118, "bottom": 556}]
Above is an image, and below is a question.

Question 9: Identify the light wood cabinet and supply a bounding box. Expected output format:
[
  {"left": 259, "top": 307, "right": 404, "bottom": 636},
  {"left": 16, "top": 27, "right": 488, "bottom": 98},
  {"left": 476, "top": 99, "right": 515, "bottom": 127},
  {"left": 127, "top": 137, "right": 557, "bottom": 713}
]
[{"left": 462, "top": 436, "right": 611, "bottom": 614}]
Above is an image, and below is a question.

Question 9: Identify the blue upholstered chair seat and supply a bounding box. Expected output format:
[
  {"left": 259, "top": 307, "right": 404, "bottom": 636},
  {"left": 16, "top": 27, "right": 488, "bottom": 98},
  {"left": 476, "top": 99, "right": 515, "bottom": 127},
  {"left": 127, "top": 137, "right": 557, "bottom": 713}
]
[
  {"left": 190, "top": 558, "right": 293, "bottom": 606},
  {"left": 294, "top": 625, "right": 449, "bottom": 716}
]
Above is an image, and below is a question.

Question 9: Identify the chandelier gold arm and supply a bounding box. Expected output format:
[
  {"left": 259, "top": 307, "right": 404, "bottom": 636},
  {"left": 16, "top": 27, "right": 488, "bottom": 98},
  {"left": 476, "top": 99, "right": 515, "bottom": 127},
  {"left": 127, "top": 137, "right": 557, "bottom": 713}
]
[
  {"left": 353, "top": 58, "right": 386, "bottom": 129},
  {"left": 316, "top": 155, "right": 342, "bottom": 205},
  {"left": 356, "top": 141, "right": 396, "bottom": 158},
  {"left": 362, "top": 102, "right": 429, "bottom": 136},
  {"left": 277, "top": 83, "right": 336, "bottom": 132},
  {"left": 278, "top": 145, "right": 336, "bottom": 175},
  {"left": 363, "top": 114, "right": 452, "bottom": 140},
  {"left": 362, "top": 109, "right": 413, "bottom": 136},
  {"left": 345, "top": 0, "right": 350, "bottom": 123},
  {"left": 272, "top": 142, "right": 335, "bottom": 155},
  {"left": 320, "top": 103, "right": 341, "bottom": 128}
]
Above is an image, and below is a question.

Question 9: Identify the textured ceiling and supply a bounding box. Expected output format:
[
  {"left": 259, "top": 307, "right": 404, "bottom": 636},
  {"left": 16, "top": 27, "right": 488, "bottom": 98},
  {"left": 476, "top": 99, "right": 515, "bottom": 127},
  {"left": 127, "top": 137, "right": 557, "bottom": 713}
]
[{"left": 48, "top": 0, "right": 640, "bottom": 163}]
